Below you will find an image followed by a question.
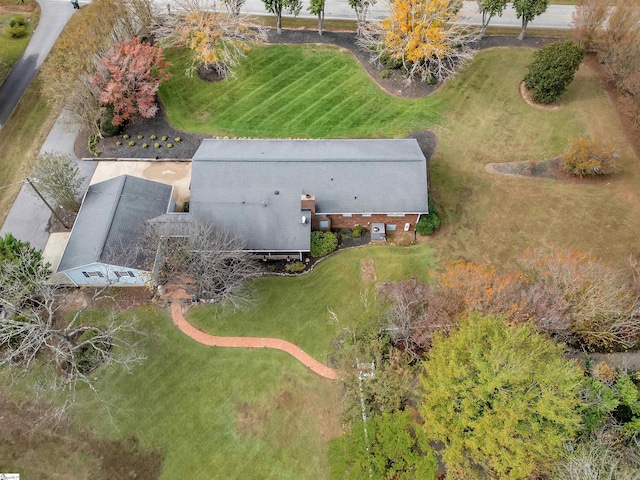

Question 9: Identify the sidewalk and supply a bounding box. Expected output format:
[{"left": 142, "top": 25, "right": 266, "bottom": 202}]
[{"left": 0, "top": 109, "right": 96, "bottom": 250}]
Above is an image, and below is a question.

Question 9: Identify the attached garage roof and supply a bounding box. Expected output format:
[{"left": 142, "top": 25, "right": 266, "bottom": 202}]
[{"left": 57, "top": 175, "right": 173, "bottom": 272}]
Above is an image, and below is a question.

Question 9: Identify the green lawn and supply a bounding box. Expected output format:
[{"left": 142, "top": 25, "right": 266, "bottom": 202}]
[
  {"left": 0, "top": 5, "right": 38, "bottom": 84},
  {"left": 162, "top": 44, "right": 639, "bottom": 267},
  {"left": 160, "top": 45, "right": 445, "bottom": 138},
  {"left": 7, "top": 307, "right": 339, "bottom": 480},
  {"left": 189, "top": 244, "right": 437, "bottom": 359}
]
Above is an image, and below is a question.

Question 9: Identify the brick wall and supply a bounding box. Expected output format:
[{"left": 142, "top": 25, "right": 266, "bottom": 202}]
[{"left": 312, "top": 213, "right": 420, "bottom": 231}]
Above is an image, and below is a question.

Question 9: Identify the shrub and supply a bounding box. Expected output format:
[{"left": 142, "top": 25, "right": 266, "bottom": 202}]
[
  {"left": 175, "top": 137, "right": 181, "bottom": 142},
  {"left": 182, "top": 201, "right": 190, "bottom": 212},
  {"left": 416, "top": 212, "right": 440, "bottom": 236},
  {"left": 561, "top": 137, "right": 618, "bottom": 177},
  {"left": 379, "top": 69, "right": 390, "bottom": 79},
  {"left": 100, "top": 105, "right": 120, "bottom": 136},
  {"left": 9, "top": 16, "right": 26, "bottom": 27},
  {"left": 128, "top": 141, "right": 135, "bottom": 146},
  {"left": 167, "top": 143, "right": 173, "bottom": 148},
  {"left": 161, "top": 136, "right": 168, "bottom": 141},
  {"left": 310, "top": 231, "right": 338, "bottom": 258},
  {"left": 380, "top": 52, "right": 402, "bottom": 69},
  {"left": 88, "top": 133, "right": 101, "bottom": 157},
  {"left": 285, "top": 261, "right": 306, "bottom": 273},
  {"left": 142, "top": 143, "right": 148, "bottom": 148},
  {"left": 154, "top": 142, "right": 160, "bottom": 148},
  {"left": 339, "top": 229, "right": 352, "bottom": 241},
  {"left": 524, "top": 40, "right": 586, "bottom": 104},
  {"left": 123, "top": 134, "right": 130, "bottom": 140},
  {"left": 352, "top": 225, "right": 367, "bottom": 238},
  {"left": 150, "top": 134, "right": 157, "bottom": 140},
  {"left": 137, "top": 134, "right": 143, "bottom": 140},
  {"left": 115, "top": 141, "right": 121, "bottom": 146},
  {"left": 6, "top": 24, "right": 27, "bottom": 39}
]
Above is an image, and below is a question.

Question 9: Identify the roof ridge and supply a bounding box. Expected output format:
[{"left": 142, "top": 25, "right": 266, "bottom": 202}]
[{"left": 96, "top": 175, "right": 128, "bottom": 263}]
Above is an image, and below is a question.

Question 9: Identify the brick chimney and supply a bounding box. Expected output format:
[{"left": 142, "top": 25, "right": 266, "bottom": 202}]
[{"left": 301, "top": 194, "right": 316, "bottom": 214}]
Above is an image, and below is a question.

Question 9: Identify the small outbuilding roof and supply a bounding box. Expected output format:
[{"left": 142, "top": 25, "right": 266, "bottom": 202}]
[
  {"left": 57, "top": 175, "right": 173, "bottom": 272},
  {"left": 190, "top": 139, "right": 428, "bottom": 252}
]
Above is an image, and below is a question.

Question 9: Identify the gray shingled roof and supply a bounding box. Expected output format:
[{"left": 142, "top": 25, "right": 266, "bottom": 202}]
[
  {"left": 57, "top": 175, "right": 173, "bottom": 272},
  {"left": 190, "top": 139, "right": 428, "bottom": 252}
]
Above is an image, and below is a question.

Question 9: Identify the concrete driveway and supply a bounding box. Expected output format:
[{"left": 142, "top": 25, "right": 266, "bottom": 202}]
[{"left": 90, "top": 160, "right": 192, "bottom": 207}]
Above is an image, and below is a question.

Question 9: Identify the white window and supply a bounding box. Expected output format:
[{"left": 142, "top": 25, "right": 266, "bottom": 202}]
[
  {"left": 82, "top": 271, "right": 104, "bottom": 278},
  {"left": 115, "top": 271, "right": 135, "bottom": 278},
  {"left": 342, "top": 214, "right": 352, "bottom": 218},
  {"left": 362, "top": 214, "right": 372, "bottom": 217},
  {"left": 387, "top": 213, "right": 406, "bottom": 217}
]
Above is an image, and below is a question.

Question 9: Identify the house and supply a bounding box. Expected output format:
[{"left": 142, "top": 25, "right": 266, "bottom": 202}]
[
  {"left": 57, "top": 175, "right": 174, "bottom": 286},
  {"left": 57, "top": 139, "right": 428, "bottom": 285},
  {"left": 190, "top": 138, "right": 429, "bottom": 259}
]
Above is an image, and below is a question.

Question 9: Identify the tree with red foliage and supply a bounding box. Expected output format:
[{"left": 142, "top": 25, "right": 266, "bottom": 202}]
[{"left": 91, "top": 37, "right": 171, "bottom": 126}]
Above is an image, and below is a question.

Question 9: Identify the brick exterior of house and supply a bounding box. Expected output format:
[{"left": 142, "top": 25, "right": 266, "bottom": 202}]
[{"left": 313, "top": 213, "right": 420, "bottom": 231}]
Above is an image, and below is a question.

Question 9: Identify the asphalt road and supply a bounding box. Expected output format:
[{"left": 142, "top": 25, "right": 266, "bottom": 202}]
[
  {"left": 235, "top": 0, "right": 576, "bottom": 29},
  {"left": 0, "top": 0, "right": 77, "bottom": 129}
]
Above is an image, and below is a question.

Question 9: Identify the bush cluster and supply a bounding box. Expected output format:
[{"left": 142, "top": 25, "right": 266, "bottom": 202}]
[
  {"left": 6, "top": 17, "right": 27, "bottom": 38},
  {"left": 416, "top": 211, "right": 440, "bottom": 236},
  {"left": 561, "top": 137, "right": 618, "bottom": 177},
  {"left": 524, "top": 40, "right": 585, "bottom": 104},
  {"left": 310, "top": 231, "right": 338, "bottom": 258},
  {"left": 285, "top": 261, "right": 306, "bottom": 273},
  {"left": 100, "top": 105, "right": 121, "bottom": 136},
  {"left": 352, "top": 225, "right": 367, "bottom": 238}
]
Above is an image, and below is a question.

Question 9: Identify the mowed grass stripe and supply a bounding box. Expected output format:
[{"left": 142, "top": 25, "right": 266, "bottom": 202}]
[
  {"left": 250, "top": 57, "right": 340, "bottom": 129},
  {"left": 234, "top": 58, "right": 338, "bottom": 128},
  {"left": 276, "top": 66, "right": 358, "bottom": 132},
  {"left": 160, "top": 45, "right": 447, "bottom": 137}
]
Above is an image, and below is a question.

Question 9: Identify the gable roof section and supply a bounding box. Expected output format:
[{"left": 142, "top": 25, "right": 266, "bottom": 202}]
[
  {"left": 190, "top": 139, "right": 428, "bottom": 252},
  {"left": 57, "top": 175, "right": 173, "bottom": 272}
]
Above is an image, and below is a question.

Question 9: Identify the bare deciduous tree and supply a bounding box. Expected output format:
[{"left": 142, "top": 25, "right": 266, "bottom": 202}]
[
  {"left": 379, "top": 279, "right": 461, "bottom": 358},
  {"left": 31, "top": 152, "right": 85, "bottom": 213},
  {"left": 144, "top": 221, "right": 260, "bottom": 309},
  {"left": 349, "top": 0, "right": 376, "bottom": 37},
  {"left": 0, "top": 247, "right": 145, "bottom": 421},
  {"left": 359, "top": 0, "right": 479, "bottom": 84},
  {"left": 153, "top": 0, "right": 267, "bottom": 78}
]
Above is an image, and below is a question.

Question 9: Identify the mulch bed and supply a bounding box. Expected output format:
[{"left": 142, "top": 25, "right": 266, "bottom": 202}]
[{"left": 76, "top": 32, "right": 562, "bottom": 160}]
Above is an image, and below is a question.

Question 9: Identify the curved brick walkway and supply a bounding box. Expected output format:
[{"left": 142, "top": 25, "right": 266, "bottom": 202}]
[{"left": 170, "top": 302, "right": 339, "bottom": 380}]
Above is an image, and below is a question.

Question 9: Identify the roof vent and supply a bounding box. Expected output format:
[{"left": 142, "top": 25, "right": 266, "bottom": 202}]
[
  {"left": 301, "top": 215, "right": 307, "bottom": 224},
  {"left": 275, "top": 190, "right": 279, "bottom": 195}
]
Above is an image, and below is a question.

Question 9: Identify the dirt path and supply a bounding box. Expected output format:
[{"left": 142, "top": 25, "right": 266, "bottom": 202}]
[{"left": 169, "top": 302, "right": 339, "bottom": 380}]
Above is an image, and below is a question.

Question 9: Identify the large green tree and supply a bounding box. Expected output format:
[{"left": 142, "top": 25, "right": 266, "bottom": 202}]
[
  {"left": 262, "top": 0, "right": 302, "bottom": 34},
  {"left": 329, "top": 410, "right": 437, "bottom": 479},
  {"left": 524, "top": 40, "right": 585, "bottom": 104},
  {"left": 513, "top": 0, "right": 549, "bottom": 40},
  {"left": 420, "top": 314, "right": 583, "bottom": 479},
  {"left": 477, "top": 0, "right": 508, "bottom": 37}
]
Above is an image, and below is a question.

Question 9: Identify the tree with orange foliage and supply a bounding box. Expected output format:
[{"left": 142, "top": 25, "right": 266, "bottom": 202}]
[
  {"left": 561, "top": 137, "right": 618, "bottom": 177},
  {"left": 359, "top": 0, "right": 479, "bottom": 83},
  {"left": 90, "top": 37, "right": 171, "bottom": 127},
  {"left": 153, "top": 0, "right": 266, "bottom": 78},
  {"left": 437, "top": 260, "right": 533, "bottom": 323}
]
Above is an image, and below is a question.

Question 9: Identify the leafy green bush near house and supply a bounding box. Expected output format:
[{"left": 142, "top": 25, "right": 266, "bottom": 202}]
[
  {"left": 285, "top": 261, "right": 306, "bottom": 273},
  {"left": 416, "top": 211, "right": 440, "bottom": 236},
  {"left": 310, "top": 231, "right": 338, "bottom": 258}
]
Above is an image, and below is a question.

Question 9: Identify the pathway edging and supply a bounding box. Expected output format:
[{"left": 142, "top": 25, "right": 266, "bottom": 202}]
[{"left": 169, "top": 302, "right": 339, "bottom": 380}]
